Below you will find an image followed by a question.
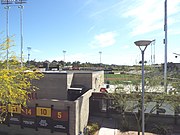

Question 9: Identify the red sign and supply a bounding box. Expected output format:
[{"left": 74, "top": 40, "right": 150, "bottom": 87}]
[{"left": 52, "top": 110, "right": 68, "bottom": 121}]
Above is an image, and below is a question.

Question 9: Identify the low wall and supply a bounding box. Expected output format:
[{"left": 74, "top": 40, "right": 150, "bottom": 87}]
[
  {"left": 0, "top": 90, "right": 93, "bottom": 135},
  {"left": 74, "top": 90, "right": 92, "bottom": 135}
]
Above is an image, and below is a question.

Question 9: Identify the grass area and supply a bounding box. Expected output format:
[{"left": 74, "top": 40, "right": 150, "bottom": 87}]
[{"left": 104, "top": 73, "right": 141, "bottom": 85}]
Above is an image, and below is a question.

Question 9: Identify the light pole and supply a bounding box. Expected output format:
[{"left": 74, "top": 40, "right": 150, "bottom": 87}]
[
  {"left": 18, "top": 5, "right": 24, "bottom": 67},
  {"left": 134, "top": 40, "right": 152, "bottom": 135},
  {"left": 63, "top": 50, "right": 66, "bottom": 62},
  {"left": 63, "top": 50, "right": 66, "bottom": 68},
  {"left": 164, "top": 0, "right": 168, "bottom": 92},
  {"left": 1, "top": 0, "right": 27, "bottom": 68},
  {"left": 27, "top": 47, "right": 31, "bottom": 67},
  {"left": 4, "top": 5, "right": 10, "bottom": 69},
  {"left": 151, "top": 39, "right": 156, "bottom": 65},
  {"left": 99, "top": 51, "right": 102, "bottom": 67}
]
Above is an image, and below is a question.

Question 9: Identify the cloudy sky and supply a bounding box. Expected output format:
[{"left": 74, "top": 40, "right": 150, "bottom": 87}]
[{"left": 0, "top": 0, "right": 180, "bottom": 65}]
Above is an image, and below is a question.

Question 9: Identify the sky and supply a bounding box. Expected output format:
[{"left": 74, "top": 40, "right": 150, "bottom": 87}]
[{"left": 0, "top": 0, "right": 180, "bottom": 65}]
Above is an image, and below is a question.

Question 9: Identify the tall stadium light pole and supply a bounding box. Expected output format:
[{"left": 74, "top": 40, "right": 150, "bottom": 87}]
[
  {"left": 2, "top": 0, "right": 27, "bottom": 68},
  {"left": 4, "top": 5, "right": 10, "bottom": 69},
  {"left": 99, "top": 51, "right": 102, "bottom": 66},
  {"left": 151, "top": 41, "right": 153, "bottom": 65},
  {"left": 1, "top": 0, "right": 12, "bottom": 69},
  {"left": 134, "top": 40, "right": 152, "bottom": 135},
  {"left": 18, "top": 5, "right": 24, "bottom": 67},
  {"left": 27, "top": 47, "right": 31, "bottom": 67},
  {"left": 151, "top": 39, "right": 156, "bottom": 65},
  {"left": 153, "top": 39, "right": 156, "bottom": 64},
  {"left": 63, "top": 50, "right": 66, "bottom": 62},
  {"left": 164, "top": 0, "right": 168, "bottom": 92}
]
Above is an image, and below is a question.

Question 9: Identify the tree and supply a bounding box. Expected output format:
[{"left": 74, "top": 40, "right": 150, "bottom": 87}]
[{"left": 0, "top": 38, "right": 43, "bottom": 122}]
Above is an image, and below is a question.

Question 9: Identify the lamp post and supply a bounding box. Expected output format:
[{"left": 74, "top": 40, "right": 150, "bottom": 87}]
[{"left": 134, "top": 40, "right": 152, "bottom": 135}]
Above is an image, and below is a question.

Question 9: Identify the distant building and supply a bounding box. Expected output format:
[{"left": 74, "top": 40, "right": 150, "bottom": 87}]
[{"left": 162, "top": 62, "right": 180, "bottom": 72}]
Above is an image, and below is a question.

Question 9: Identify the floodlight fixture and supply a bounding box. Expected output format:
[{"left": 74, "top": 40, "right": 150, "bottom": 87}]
[{"left": 1, "top": 0, "right": 27, "bottom": 5}]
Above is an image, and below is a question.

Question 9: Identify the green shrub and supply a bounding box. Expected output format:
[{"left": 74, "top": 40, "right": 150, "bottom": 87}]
[{"left": 87, "top": 122, "right": 100, "bottom": 135}]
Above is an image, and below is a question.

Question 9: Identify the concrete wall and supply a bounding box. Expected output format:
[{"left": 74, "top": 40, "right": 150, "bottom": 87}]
[
  {"left": 29, "top": 91, "right": 93, "bottom": 135},
  {"left": 34, "top": 72, "right": 67, "bottom": 100},
  {"left": 74, "top": 90, "right": 92, "bottom": 135},
  {"left": 70, "top": 71, "right": 104, "bottom": 91},
  {"left": 92, "top": 71, "right": 104, "bottom": 92},
  {"left": 34, "top": 71, "right": 104, "bottom": 100},
  {"left": 71, "top": 73, "right": 92, "bottom": 90},
  {"left": 0, "top": 91, "right": 93, "bottom": 135},
  {"left": 67, "top": 73, "right": 74, "bottom": 88}
]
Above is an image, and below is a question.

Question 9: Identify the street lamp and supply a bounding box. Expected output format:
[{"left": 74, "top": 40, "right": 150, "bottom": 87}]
[{"left": 134, "top": 40, "right": 152, "bottom": 135}]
